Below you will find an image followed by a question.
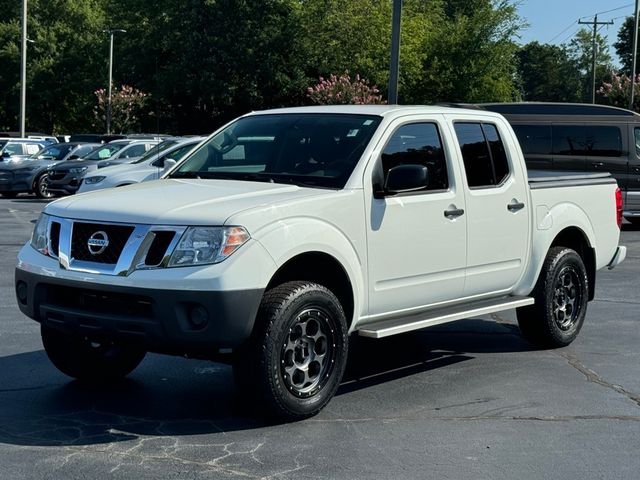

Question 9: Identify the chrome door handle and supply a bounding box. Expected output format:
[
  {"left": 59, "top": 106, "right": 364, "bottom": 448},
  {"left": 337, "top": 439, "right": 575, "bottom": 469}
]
[
  {"left": 444, "top": 208, "right": 465, "bottom": 219},
  {"left": 507, "top": 202, "right": 525, "bottom": 212},
  {"left": 592, "top": 162, "right": 605, "bottom": 167}
]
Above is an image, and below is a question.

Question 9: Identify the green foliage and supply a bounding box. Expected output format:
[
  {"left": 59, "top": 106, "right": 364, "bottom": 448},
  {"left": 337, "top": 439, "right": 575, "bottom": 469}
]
[
  {"left": 516, "top": 42, "right": 583, "bottom": 102},
  {"left": 567, "top": 28, "right": 614, "bottom": 102},
  {"left": 0, "top": 0, "right": 526, "bottom": 134},
  {"left": 614, "top": 16, "right": 636, "bottom": 75}
]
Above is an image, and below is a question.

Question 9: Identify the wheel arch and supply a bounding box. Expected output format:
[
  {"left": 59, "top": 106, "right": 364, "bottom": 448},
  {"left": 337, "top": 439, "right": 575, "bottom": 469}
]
[
  {"left": 266, "top": 251, "right": 355, "bottom": 329},
  {"left": 549, "top": 227, "right": 596, "bottom": 301}
]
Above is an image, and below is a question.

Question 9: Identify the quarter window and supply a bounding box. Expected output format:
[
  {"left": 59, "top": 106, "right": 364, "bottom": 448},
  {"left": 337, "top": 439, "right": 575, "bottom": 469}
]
[
  {"left": 454, "top": 122, "right": 510, "bottom": 188},
  {"left": 381, "top": 123, "right": 449, "bottom": 192}
]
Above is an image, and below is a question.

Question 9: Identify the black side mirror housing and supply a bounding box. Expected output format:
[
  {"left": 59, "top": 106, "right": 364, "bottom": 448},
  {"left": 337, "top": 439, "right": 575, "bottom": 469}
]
[{"left": 382, "top": 164, "right": 429, "bottom": 195}]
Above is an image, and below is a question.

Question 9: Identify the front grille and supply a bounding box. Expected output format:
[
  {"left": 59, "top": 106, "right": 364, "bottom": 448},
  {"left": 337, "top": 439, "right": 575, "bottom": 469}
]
[
  {"left": 71, "top": 222, "right": 134, "bottom": 264},
  {"left": 41, "top": 284, "right": 153, "bottom": 319},
  {"left": 49, "top": 221, "right": 61, "bottom": 257},
  {"left": 145, "top": 231, "right": 176, "bottom": 266}
]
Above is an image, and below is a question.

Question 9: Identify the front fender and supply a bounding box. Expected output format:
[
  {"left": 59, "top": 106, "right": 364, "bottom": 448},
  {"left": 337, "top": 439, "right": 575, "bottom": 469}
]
[{"left": 253, "top": 217, "right": 366, "bottom": 327}]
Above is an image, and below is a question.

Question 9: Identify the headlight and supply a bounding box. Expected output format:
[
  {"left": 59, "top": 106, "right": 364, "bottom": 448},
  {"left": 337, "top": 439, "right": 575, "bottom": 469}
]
[
  {"left": 68, "top": 167, "right": 87, "bottom": 174},
  {"left": 30, "top": 213, "right": 50, "bottom": 255},
  {"left": 168, "top": 226, "right": 250, "bottom": 267},
  {"left": 84, "top": 176, "right": 106, "bottom": 184}
]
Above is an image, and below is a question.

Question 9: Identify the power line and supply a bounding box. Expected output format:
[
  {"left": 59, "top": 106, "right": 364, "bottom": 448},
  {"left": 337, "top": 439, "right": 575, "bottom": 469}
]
[
  {"left": 559, "top": 27, "right": 581, "bottom": 44},
  {"left": 549, "top": 21, "right": 577, "bottom": 43},
  {"left": 578, "top": 3, "right": 634, "bottom": 20}
]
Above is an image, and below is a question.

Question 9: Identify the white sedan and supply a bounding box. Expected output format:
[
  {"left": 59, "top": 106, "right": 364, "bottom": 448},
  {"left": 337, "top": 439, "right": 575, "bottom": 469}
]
[{"left": 78, "top": 137, "right": 204, "bottom": 193}]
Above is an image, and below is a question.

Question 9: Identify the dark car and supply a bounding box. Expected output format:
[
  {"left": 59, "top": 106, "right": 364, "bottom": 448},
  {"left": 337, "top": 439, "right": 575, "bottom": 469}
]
[
  {"left": 0, "top": 139, "right": 48, "bottom": 161},
  {"left": 0, "top": 142, "right": 99, "bottom": 199},
  {"left": 47, "top": 140, "right": 158, "bottom": 195},
  {"left": 475, "top": 102, "right": 640, "bottom": 225}
]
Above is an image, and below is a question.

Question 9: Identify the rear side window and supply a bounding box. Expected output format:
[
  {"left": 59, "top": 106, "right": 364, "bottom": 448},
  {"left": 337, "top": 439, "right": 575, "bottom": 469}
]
[
  {"left": 553, "top": 125, "right": 585, "bottom": 155},
  {"left": 511, "top": 125, "right": 552, "bottom": 155},
  {"left": 381, "top": 123, "right": 449, "bottom": 191},
  {"left": 585, "top": 126, "right": 622, "bottom": 157},
  {"left": 454, "top": 122, "right": 510, "bottom": 188}
]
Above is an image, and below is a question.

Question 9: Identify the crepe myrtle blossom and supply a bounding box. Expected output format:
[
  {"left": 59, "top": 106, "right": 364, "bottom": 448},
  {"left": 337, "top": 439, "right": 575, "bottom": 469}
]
[
  {"left": 598, "top": 72, "right": 640, "bottom": 111},
  {"left": 93, "top": 84, "right": 150, "bottom": 133},
  {"left": 307, "top": 72, "right": 385, "bottom": 105}
]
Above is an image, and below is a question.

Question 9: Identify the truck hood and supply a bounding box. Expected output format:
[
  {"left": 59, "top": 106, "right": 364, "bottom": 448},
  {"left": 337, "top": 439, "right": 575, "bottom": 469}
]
[{"left": 45, "top": 178, "right": 331, "bottom": 225}]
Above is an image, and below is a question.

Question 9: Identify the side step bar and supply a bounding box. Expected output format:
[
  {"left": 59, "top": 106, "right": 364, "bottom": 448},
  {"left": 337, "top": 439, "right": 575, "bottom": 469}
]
[{"left": 358, "top": 296, "right": 534, "bottom": 339}]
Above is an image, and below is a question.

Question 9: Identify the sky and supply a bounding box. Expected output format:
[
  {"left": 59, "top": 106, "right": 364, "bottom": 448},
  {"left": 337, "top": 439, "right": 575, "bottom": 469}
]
[{"left": 516, "top": 0, "right": 636, "bottom": 65}]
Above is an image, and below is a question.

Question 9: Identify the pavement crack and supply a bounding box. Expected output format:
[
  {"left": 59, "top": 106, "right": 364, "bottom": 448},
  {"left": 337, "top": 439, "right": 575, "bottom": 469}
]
[{"left": 557, "top": 350, "right": 640, "bottom": 408}]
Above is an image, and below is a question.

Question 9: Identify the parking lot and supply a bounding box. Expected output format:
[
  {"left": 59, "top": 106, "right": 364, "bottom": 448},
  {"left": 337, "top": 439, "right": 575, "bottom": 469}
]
[{"left": 1, "top": 196, "right": 639, "bottom": 479}]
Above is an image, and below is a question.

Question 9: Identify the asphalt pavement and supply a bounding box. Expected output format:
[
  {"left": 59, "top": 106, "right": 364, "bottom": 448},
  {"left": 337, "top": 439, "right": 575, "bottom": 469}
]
[{"left": 0, "top": 196, "right": 639, "bottom": 479}]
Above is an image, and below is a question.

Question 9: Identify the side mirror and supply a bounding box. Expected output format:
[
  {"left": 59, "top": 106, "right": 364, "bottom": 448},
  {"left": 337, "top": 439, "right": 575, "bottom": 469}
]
[
  {"left": 382, "top": 164, "right": 429, "bottom": 195},
  {"left": 163, "top": 158, "right": 177, "bottom": 173},
  {"left": 1, "top": 151, "right": 10, "bottom": 158}
]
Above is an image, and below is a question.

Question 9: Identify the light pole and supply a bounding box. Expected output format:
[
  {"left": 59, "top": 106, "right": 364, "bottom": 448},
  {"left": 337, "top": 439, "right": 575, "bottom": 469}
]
[
  {"left": 104, "top": 29, "right": 126, "bottom": 135},
  {"left": 388, "top": 0, "right": 402, "bottom": 104},
  {"left": 20, "top": 0, "right": 27, "bottom": 137}
]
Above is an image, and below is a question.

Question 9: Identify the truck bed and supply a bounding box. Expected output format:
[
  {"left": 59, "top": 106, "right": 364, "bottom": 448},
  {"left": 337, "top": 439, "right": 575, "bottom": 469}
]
[{"left": 527, "top": 170, "right": 616, "bottom": 189}]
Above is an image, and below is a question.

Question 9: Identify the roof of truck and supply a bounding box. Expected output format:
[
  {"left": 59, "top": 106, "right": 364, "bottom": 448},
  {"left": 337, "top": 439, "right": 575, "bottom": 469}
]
[{"left": 250, "top": 104, "right": 501, "bottom": 117}]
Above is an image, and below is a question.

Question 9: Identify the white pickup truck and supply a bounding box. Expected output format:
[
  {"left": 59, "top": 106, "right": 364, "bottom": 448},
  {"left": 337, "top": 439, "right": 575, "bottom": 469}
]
[{"left": 15, "top": 105, "right": 626, "bottom": 420}]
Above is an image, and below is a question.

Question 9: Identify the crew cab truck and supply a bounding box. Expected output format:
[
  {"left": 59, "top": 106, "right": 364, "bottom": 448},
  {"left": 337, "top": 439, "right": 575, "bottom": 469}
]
[{"left": 15, "top": 106, "right": 626, "bottom": 420}]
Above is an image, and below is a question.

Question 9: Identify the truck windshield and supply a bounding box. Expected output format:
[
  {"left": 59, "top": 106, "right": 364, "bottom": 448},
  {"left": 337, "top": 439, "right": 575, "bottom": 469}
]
[{"left": 170, "top": 113, "right": 382, "bottom": 188}]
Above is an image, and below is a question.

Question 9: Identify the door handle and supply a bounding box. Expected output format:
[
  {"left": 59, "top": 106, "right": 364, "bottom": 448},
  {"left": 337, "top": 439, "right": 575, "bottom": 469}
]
[
  {"left": 444, "top": 208, "right": 464, "bottom": 219},
  {"left": 507, "top": 202, "right": 525, "bottom": 212},
  {"left": 592, "top": 162, "right": 605, "bottom": 168}
]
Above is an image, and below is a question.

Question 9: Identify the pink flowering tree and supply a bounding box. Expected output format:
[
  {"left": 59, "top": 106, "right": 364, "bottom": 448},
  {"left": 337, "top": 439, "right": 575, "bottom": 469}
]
[
  {"left": 93, "top": 85, "right": 150, "bottom": 133},
  {"left": 598, "top": 73, "right": 640, "bottom": 111},
  {"left": 307, "top": 72, "right": 385, "bottom": 105}
]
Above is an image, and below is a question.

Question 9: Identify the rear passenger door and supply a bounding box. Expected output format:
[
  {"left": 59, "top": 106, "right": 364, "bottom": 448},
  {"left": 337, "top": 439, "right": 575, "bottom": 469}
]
[{"left": 451, "top": 118, "right": 530, "bottom": 297}]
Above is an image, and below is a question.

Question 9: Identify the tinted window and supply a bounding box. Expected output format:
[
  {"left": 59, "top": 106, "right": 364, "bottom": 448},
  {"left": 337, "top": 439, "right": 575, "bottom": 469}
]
[
  {"left": 585, "top": 126, "right": 622, "bottom": 157},
  {"left": 552, "top": 125, "right": 585, "bottom": 155},
  {"left": 34, "top": 144, "right": 74, "bottom": 160},
  {"left": 381, "top": 123, "right": 448, "bottom": 191},
  {"left": 172, "top": 114, "right": 382, "bottom": 189},
  {"left": 454, "top": 122, "right": 511, "bottom": 188},
  {"left": 121, "top": 144, "right": 147, "bottom": 158},
  {"left": 454, "top": 123, "right": 494, "bottom": 187},
  {"left": 3, "top": 143, "right": 23, "bottom": 155},
  {"left": 85, "top": 144, "right": 122, "bottom": 160},
  {"left": 511, "top": 125, "right": 552, "bottom": 155},
  {"left": 635, "top": 128, "right": 640, "bottom": 157}
]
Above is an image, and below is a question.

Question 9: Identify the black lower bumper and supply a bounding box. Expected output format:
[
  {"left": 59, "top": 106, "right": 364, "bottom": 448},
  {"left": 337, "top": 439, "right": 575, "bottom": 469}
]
[{"left": 15, "top": 268, "right": 263, "bottom": 356}]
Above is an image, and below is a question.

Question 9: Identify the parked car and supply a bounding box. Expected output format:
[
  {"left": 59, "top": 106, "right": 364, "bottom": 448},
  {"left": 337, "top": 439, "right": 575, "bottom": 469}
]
[
  {"left": 0, "top": 142, "right": 99, "bottom": 199},
  {"left": 0, "top": 139, "right": 48, "bottom": 161},
  {"left": 79, "top": 137, "right": 204, "bottom": 193},
  {"left": 476, "top": 102, "right": 640, "bottom": 225},
  {"left": 16, "top": 105, "right": 625, "bottom": 420},
  {"left": 47, "top": 140, "right": 159, "bottom": 195}
]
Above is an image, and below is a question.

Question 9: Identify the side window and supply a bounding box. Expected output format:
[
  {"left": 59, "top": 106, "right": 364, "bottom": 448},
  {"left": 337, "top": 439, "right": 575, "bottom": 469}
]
[
  {"left": 122, "top": 144, "right": 147, "bottom": 158},
  {"left": 381, "top": 123, "right": 448, "bottom": 191},
  {"left": 552, "top": 125, "right": 585, "bottom": 155},
  {"left": 511, "top": 125, "right": 552, "bottom": 155},
  {"left": 585, "top": 126, "right": 622, "bottom": 157},
  {"left": 635, "top": 127, "right": 640, "bottom": 157},
  {"left": 453, "top": 122, "right": 511, "bottom": 188}
]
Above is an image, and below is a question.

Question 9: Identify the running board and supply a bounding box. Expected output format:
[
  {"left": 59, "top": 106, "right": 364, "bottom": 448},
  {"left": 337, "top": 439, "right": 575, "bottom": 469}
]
[{"left": 358, "top": 296, "right": 534, "bottom": 339}]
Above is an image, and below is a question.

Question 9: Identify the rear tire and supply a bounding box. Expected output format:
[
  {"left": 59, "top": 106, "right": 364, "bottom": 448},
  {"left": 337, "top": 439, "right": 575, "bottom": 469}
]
[
  {"left": 233, "top": 281, "right": 348, "bottom": 421},
  {"left": 517, "top": 247, "right": 588, "bottom": 348},
  {"left": 41, "top": 325, "right": 146, "bottom": 381}
]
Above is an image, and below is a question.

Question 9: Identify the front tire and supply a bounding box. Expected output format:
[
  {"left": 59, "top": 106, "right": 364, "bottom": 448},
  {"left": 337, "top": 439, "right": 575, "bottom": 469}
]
[
  {"left": 517, "top": 247, "right": 588, "bottom": 348},
  {"left": 41, "top": 326, "right": 146, "bottom": 381},
  {"left": 234, "top": 281, "right": 348, "bottom": 421},
  {"left": 34, "top": 173, "right": 54, "bottom": 199}
]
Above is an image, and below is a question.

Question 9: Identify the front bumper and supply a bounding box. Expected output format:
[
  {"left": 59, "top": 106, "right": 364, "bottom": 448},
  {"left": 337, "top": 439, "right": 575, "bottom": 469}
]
[
  {"left": 0, "top": 170, "right": 33, "bottom": 193},
  {"left": 15, "top": 268, "right": 264, "bottom": 355},
  {"left": 47, "top": 172, "right": 82, "bottom": 194}
]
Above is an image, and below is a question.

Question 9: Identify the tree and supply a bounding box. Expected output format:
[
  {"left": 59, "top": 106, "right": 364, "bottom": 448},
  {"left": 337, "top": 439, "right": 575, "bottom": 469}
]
[
  {"left": 598, "top": 72, "right": 640, "bottom": 111},
  {"left": 516, "top": 42, "right": 583, "bottom": 102},
  {"left": 614, "top": 16, "right": 636, "bottom": 75},
  {"left": 307, "top": 72, "right": 385, "bottom": 104},
  {"left": 567, "top": 28, "right": 614, "bottom": 102},
  {"left": 92, "top": 85, "right": 150, "bottom": 133}
]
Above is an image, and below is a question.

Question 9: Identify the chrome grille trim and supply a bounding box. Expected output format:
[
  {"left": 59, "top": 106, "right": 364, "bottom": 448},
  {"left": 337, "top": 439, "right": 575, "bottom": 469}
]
[{"left": 44, "top": 216, "right": 186, "bottom": 276}]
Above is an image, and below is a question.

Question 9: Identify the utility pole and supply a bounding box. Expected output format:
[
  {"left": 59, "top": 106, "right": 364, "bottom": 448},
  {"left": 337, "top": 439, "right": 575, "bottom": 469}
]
[
  {"left": 19, "top": 0, "right": 27, "bottom": 138},
  {"left": 388, "top": 0, "right": 402, "bottom": 104},
  {"left": 631, "top": 0, "right": 639, "bottom": 110},
  {"left": 578, "top": 15, "right": 613, "bottom": 104},
  {"left": 104, "top": 29, "right": 126, "bottom": 135}
]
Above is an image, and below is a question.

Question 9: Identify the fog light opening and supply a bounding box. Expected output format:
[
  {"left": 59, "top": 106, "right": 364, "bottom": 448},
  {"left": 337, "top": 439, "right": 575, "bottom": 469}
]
[
  {"left": 188, "top": 304, "right": 209, "bottom": 329},
  {"left": 16, "top": 281, "right": 28, "bottom": 305}
]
